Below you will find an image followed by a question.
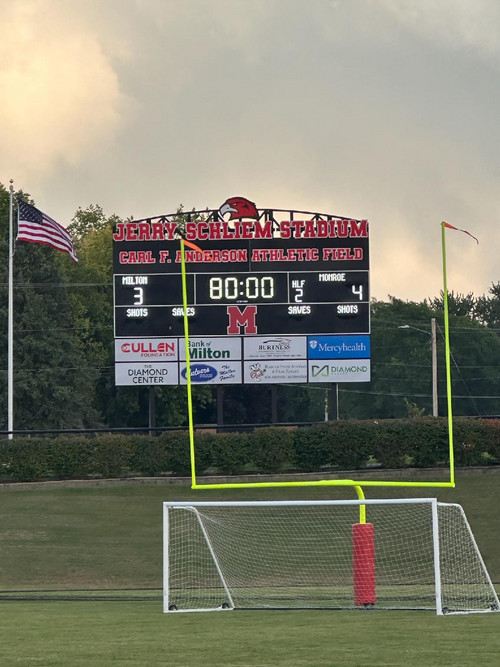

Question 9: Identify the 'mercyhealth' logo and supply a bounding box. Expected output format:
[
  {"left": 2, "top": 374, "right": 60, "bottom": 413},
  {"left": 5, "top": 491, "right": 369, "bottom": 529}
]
[{"left": 307, "top": 335, "right": 370, "bottom": 359}]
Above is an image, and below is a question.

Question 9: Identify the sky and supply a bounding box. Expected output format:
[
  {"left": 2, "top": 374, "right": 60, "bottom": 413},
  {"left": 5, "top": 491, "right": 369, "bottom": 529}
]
[{"left": 1, "top": 0, "right": 499, "bottom": 302}]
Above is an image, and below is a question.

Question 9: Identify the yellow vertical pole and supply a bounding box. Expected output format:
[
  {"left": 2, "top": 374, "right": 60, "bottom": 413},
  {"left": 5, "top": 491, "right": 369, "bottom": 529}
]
[
  {"left": 180, "top": 238, "right": 197, "bottom": 487},
  {"left": 441, "top": 223, "right": 455, "bottom": 487},
  {"left": 354, "top": 485, "right": 366, "bottom": 524}
]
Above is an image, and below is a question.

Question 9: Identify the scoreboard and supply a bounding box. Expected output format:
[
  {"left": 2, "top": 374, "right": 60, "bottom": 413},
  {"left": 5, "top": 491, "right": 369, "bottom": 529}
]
[{"left": 113, "top": 208, "right": 371, "bottom": 386}]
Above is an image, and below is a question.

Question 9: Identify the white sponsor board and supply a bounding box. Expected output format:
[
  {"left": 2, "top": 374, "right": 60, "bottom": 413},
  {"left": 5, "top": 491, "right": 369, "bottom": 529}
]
[
  {"left": 244, "top": 360, "right": 308, "bottom": 384},
  {"left": 244, "top": 336, "right": 307, "bottom": 360},
  {"left": 115, "top": 338, "right": 178, "bottom": 361},
  {"left": 179, "top": 337, "right": 241, "bottom": 362},
  {"left": 308, "top": 359, "right": 371, "bottom": 383},
  {"left": 115, "top": 362, "right": 179, "bottom": 385},
  {"left": 179, "top": 361, "right": 242, "bottom": 384}
]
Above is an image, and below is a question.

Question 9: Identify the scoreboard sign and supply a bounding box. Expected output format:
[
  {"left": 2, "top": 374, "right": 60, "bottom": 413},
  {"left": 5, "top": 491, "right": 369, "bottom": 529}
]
[{"left": 113, "top": 198, "right": 370, "bottom": 386}]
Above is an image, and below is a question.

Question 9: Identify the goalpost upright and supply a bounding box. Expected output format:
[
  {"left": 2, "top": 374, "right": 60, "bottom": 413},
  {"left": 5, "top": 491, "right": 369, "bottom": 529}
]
[
  {"left": 179, "top": 221, "right": 463, "bottom": 493},
  {"left": 167, "top": 215, "right": 490, "bottom": 617}
]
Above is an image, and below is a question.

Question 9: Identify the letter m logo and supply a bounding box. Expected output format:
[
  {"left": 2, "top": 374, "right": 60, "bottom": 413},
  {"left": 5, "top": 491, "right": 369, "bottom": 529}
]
[{"left": 227, "top": 306, "right": 258, "bottom": 334}]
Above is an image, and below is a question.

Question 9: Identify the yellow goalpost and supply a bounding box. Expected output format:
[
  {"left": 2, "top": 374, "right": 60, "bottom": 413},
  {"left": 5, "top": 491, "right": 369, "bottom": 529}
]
[{"left": 179, "top": 221, "right": 477, "bottom": 493}]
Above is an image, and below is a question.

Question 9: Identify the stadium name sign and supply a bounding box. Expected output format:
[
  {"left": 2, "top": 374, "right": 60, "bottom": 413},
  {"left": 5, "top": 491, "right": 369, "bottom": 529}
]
[{"left": 113, "top": 197, "right": 371, "bottom": 386}]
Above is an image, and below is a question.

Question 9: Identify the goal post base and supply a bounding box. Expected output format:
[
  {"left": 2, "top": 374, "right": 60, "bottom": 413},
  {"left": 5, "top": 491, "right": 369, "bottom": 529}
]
[{"left": 353, "top": 522, "right": 376, "bottom": 607}]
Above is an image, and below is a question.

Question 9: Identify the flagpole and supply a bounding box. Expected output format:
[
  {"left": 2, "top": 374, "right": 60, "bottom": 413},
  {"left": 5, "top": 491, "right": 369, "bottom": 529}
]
[{"left": 8, "top": 180, "right": 14, "bottom": 439}]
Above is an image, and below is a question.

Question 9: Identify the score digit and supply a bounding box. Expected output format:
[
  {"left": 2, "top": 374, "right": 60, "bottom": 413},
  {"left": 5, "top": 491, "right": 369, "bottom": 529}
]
[
  {"left": 209, "top": 277, "right": 223, "bottom": 300},
  {"left": 351, "top": 285, "right": 363, "bottom": 300},
  {"left": 133, "top": 286, "right": 144, "bottom": 305}
]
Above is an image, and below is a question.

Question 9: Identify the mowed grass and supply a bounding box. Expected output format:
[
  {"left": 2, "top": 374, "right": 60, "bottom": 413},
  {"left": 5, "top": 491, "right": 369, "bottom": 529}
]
[
  {"left": 1, "top": 603, "right": 499, "bottom": 666},
  {"left": 0, "top": 469, "right": 499, "bottom": 665}
]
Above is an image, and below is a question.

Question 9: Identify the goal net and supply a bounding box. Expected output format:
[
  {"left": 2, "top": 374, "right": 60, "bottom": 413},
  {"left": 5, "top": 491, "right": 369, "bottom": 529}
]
[{"left": 163, "top": 499, "right": 499, "bottom": 615}]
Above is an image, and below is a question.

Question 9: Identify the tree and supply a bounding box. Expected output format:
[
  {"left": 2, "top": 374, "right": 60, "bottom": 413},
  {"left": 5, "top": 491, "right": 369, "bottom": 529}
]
[
  {"left": 65, "top": 204, "right": 215, "bottom": 428},
  {"left": 475, "top": 282, "right": 500, "bottom": 330},
  {"left": 339, "top": 296, "right": 500, "bottom": 419}
]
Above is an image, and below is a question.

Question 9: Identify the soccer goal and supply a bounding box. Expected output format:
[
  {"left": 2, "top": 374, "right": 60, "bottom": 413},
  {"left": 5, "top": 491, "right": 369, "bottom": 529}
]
[{"left": 163, "top": 499, "right": 499, "bottom": 615}]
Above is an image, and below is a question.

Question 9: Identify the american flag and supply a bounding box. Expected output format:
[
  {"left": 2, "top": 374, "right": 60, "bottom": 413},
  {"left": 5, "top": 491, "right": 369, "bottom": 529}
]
[{"left": 17, "top": 200, "right": 78, "bottom": 262}]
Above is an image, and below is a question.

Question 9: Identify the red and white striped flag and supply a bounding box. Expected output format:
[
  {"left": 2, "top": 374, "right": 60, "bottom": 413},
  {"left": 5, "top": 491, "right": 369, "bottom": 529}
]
[
  {"left": 442, "top": 221, "right": 479, "bottom": 244},
  {"left": 17, "top": 200, "right": 78, "bottom": 262}
]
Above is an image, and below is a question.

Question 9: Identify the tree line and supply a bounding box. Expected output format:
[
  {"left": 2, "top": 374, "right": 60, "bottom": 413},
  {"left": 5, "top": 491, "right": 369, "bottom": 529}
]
[{"left": 1, "top": 182, "right": 499, "bottom": 432}]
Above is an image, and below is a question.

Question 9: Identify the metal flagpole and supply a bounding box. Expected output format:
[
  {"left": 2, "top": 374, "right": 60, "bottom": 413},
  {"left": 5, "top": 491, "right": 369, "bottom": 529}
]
[{"left": 8, "top": 180, "right": 14, "bottom": 439}]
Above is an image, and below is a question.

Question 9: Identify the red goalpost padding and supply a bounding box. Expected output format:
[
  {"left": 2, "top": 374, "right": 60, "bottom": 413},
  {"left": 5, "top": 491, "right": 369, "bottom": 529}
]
[{"left": 353, "top": 522, "right": 376, "bottom": 606}]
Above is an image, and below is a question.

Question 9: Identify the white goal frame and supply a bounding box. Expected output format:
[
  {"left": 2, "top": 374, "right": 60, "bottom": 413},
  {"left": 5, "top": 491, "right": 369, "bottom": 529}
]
[{"left": 163, "top": 498, "right": 499, "bottom": 616}]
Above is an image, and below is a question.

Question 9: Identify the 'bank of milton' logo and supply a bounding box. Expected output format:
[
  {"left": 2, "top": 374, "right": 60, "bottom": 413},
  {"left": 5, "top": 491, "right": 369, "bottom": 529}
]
[{"left": 219, "top": 197, "right": 259, "bottom": 220}]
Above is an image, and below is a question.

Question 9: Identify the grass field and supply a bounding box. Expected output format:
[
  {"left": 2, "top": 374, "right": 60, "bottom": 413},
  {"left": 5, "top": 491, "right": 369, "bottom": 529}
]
[
  {"left": 1, "top": 603, "right": 500, "bottom": 666},
  {"left": 1, "top": 469, "right": 499, "bottom": 665}
]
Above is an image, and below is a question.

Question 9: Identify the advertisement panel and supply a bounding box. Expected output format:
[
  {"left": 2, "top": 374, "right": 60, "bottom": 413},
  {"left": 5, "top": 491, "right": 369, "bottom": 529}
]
[
  {"left": 308, "top": 360, "right": 371, "bottom": 383},
  {"left": 115, "top": 362, "right": 179, "bottom": 385},
  {"left": 179, "top": 361, "right": 242, "bottom": 384},
  {"left": 244, "top": 336, "right": 307, "bottom": 359},
  {"left": 243, "top": 360, "right": 308, "bottom": 384},
  {"left": 307, "top": 335, "right": 370, "bottom": 359},
  {"left": 114, "top": 338, "right": 178, "bottom": 361},
  {"left": 179, "top": 337, "right": 241, "bottom": 362}
]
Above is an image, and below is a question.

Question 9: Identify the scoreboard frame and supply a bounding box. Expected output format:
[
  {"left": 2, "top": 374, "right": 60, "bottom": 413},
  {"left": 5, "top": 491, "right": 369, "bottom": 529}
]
[{"left": 113, "top": 206, "right": 371, "bottom": 386}]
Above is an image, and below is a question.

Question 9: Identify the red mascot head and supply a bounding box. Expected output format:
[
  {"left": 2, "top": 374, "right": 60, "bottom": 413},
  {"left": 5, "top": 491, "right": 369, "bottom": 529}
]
[{"left": 218, "top": 196, "right": 259, "bottom": 220}]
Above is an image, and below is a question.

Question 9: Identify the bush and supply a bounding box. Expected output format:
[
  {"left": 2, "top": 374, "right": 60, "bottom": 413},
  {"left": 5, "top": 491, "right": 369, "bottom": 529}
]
[
  {"left": 89, "top": 434, "right": 132, "bottom": 478},
  {"left": 373, "top": 421, "right": 412, "bottom": 469},
  {"left": 47, "top": 436, "right": 94, "bottom": 479},
  {"left": 405, "top": 419, "right": 450, "bottom": 467},
  {"left": 207, "top": 431, "right": 249, "bottom": 474},
  {"left": 482, "top": 419, "right": 500, "bottom": 462},
  {"left": 453, "top": 419, "right": 490, "bottom": 466},
  {"left": 249, "top": 427, "right": 294, "bottom": 473},
  {"left": 0, "top": 437, "right": 51, "bottom": 481},
  {"left": 130, "top": 435, "right": 170, "bottom": 476},
  {"left": 160, "top": 431, "right": 192, "bottom": 475},
  {"left": 326, "top": 421, "right": 372, "bottom": 469},
  {"left": 0, "top": 417, "right": 498, "bottom": 483},
  {"left": 292, "top": 425, "right": 331, "bottom": 471}
]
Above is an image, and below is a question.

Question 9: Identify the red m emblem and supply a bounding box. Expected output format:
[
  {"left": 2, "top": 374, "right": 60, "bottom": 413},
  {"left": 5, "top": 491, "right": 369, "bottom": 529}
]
[{"left": 227, "top": 306, "right": 258, "bottom": 334}]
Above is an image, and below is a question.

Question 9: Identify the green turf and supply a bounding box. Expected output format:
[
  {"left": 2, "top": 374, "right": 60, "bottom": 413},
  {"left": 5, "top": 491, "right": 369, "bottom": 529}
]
[
  {"left": 0, "top": 470, "right": 499, "bottom": 665},
  {"left": 0, "top": 602, "right": 499, "bottom": 666},
  {"left": 1, "top": 469, "right": 499, "bottom": 592}
]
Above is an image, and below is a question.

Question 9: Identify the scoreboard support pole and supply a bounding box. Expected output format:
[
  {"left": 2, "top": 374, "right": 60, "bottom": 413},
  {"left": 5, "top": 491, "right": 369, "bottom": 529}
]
[
  {"left": 148, "top": 386, "right": 156, "bottom": 435},
  {"left": 217, "top": 386, "right": 224, "bottom": 428}
]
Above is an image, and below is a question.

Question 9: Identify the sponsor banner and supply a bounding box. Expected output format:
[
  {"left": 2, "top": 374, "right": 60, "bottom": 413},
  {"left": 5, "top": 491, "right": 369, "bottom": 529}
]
[
  {"left": 115, "top": 338, "right": 177, "bottom": 361},
  {"left": 307, "top": 335, "right": 370, "bottom": 359},
  {"left": 244, "top": 335, "right": 307, "bottom": 359},
  {"left": 115, "top": 362, "right": 179, "bottom": 385},
  {"left": 308, "top": 359, "right": 371, "bottom": 383},
  {"left": 179, "top": 361, "right": 242, "bottom": 384},
  {"left": 244, "top": 360, "right": 308, "bottom": 384},
  {"left": 179, "top": 337, "right": 242, "bottom": 362}
]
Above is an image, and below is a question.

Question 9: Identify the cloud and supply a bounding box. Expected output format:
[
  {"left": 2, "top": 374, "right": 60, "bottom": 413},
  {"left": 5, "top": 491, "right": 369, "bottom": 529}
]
[
  {"left": 0, "top": 1, "right": 129, "bottom": 184},
  {"left": 379, "top": 0, "right": 500, "bottom": 61}
]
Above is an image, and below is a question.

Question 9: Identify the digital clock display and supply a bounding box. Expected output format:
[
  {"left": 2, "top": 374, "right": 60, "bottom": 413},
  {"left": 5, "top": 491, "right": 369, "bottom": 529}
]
[{"left": 195, "top": 273, "right": 288, "bottom": 304}]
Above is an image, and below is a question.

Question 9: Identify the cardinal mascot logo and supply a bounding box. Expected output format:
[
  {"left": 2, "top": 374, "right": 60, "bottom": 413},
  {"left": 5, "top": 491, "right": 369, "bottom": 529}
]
[{"left": 219, "top": 196, "right": 259, "bottom": 221}]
